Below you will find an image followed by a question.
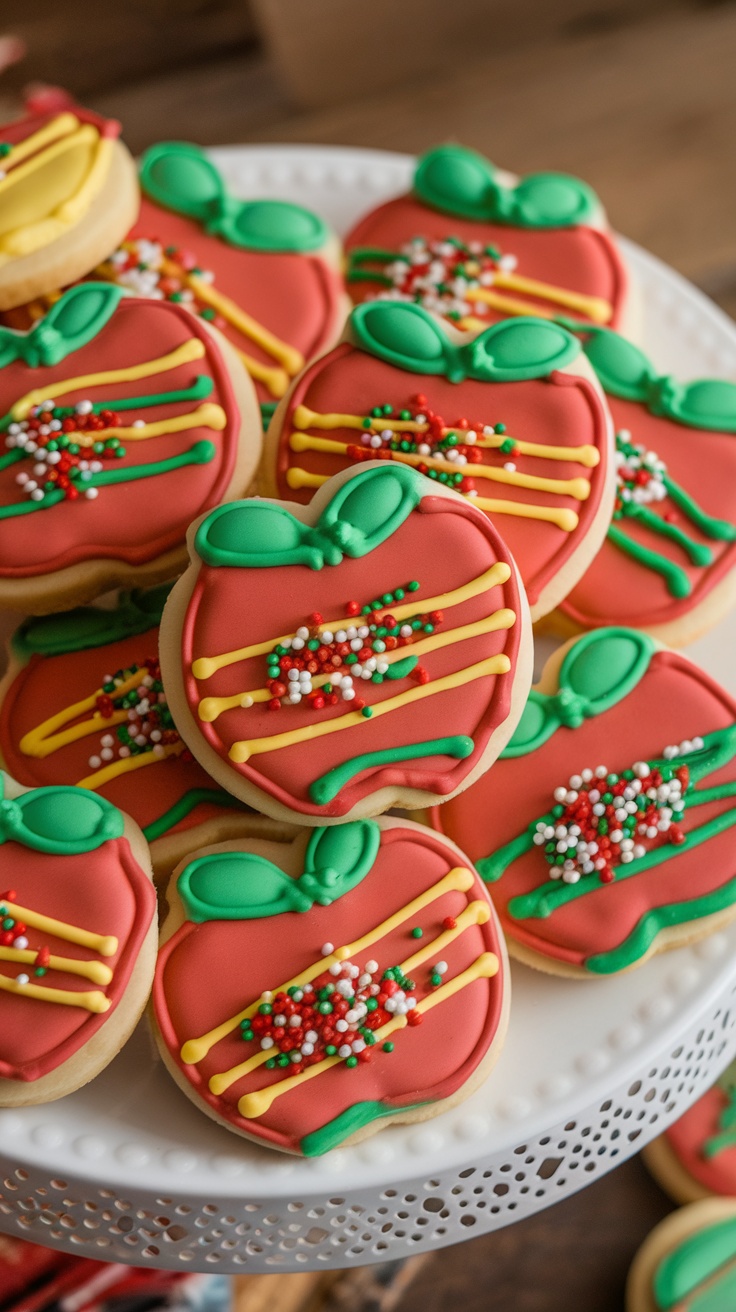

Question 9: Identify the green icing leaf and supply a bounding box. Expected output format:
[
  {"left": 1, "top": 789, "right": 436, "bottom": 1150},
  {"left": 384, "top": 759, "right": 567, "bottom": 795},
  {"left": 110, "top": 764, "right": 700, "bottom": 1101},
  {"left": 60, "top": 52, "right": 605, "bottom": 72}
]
[
  {"left": 351, "top": 303, "right": 579, "bottom": 384},
  {"left": 571, "top": 325, "right": 736, "bottom": 432},
  {"left": 14, "top": 584, "right": 172, "bottom": 658},
  {"left": 0, "top": 283, "right": 124, "bottom": 370},
  {"left": 414, "top": 144, "right": 599, "bottom": 229},
  {"left": 0, "top": 776, "right": 124, "bottom": 854},
  {"left": 196, "top": 465, "right": 423, "bottom": 569},
  {"left": 351, "top": 302, "right": 452, "bottom": 376},
  {"left": 465, "top": 318, "right": 579, "bottom": 381},
  {"left": 652, "top": 1215, "right": 736, "bottom": 1310},
  {"left": 178, "top": 820, "right": 380, "bottom": 922},
  {"left": 139, "top": 141, "right": 328, "bottom": 253},
  {"left": 195, "top": 501, "right": 327, "bottom": 570},
  {"left": 316, "top": 464, "right": 423, "bottom": 558},
  {"left": 502, "top": 628, "right": 655, "bottom": 758}
]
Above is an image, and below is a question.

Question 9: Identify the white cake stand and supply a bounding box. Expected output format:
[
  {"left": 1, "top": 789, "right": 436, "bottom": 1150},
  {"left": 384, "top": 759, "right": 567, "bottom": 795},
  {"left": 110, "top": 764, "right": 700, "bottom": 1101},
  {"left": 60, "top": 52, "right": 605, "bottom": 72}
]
[{"left": 1, "top": 147, "right": 735, "bottom": 1274}]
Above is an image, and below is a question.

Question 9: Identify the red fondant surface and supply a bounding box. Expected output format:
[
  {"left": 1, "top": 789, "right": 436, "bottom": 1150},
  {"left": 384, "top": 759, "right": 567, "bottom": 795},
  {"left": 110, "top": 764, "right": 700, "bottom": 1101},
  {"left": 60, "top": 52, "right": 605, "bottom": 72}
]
[
  {"left": 0, "top": 835, "right": 154, "bottom": 1081},
  {"left": 273, "top": 342, "right": 610, "bottom": 609},
  {"left": 0, "top": 626, "right": 239, "bottom": 840},
  {"left": 131, "top": 198, "right": 344, "bottom": 405},
  {"left": 433, "top": 652, "right": 736, "bottom": 968},
  {"left": 345, "top": 194, "right": 630, "bottom": 330},
  {"left": 560, "top": 397, "right": 736, "bottom": 628},
  {"left": 153, "top": 824, "right": 505, "bottom": 1153},
  {"left": 181, "top": 491, "right": 523, "bottom": 817},
  {"left": 0, "top": 298, "right": 241, "bottom": 578}
]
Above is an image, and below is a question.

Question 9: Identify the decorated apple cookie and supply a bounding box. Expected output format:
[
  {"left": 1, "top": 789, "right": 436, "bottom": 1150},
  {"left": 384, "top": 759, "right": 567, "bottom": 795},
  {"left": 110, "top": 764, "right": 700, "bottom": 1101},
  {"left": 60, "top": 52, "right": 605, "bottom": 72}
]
[
  {"left": 643, "top": 1061, "right": 736, "bottom": 1204},
  {"left": 345, "top": 143, "right": 636, "bottom": 336},
  {"left": 431, "top": 627, "right": 736, "bottom": 976},
  {"left": 0, "top": 586, "right": 261, "bottom": 879},
  {"left": 0, "top": 88, "right": 139, "bottom": 312},
  {"left": 626, "top": 1199, "right": 736, "bottom": 1312},
  {"left": 0, "top": 771, "right": 157, "bottom": 1104},
  {"left": 0, "top": 280, "right": 261, "bottom": 612},
  {"left": 152, "top": 815, "right": 508, "bottom": 1155},
  {"left": 160, "top": 461, "right": 531, "bottom": 825},
  {"left": 262, "top": 303, "right": 615, "bottom": 620},
  {"left": 552, "top": 327, "right": 736, "bottom": 646}
]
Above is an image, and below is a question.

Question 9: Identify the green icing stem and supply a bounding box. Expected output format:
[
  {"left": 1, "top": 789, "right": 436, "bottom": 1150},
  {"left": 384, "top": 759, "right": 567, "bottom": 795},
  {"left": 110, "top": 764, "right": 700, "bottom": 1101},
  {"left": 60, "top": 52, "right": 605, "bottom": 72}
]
[
  {"left": 607, "top": 523, "right": 691, "bottom": 598},
  {"left": 628, "top": 503, "right": 714, "bottom": 568},
  {"left": 309, "top": 735, "right": 474, "bottom": 806},
  {"left": 300, "top": 1099, "right": 429, "bottom": 1157},
  {"left": 259, "top": 402, "right": 278, "bottom": 427},
  {"left": 586, "top": 872, "right": 736, "bottom": 974},
  {"left": 142, "top": 788, "right": 244, "bottom": 843},
  {"left": 507, "top": 789, "right": 736, "bottom": 924},
  {"left": 653, "top": 1215, "right": 736, "bottom": 1310},
  {"left": 663, "top": 474, "right": 736, "bottom": 542},
  {"left": 0, "top": 440, "right": 216, "bottom": 519}
]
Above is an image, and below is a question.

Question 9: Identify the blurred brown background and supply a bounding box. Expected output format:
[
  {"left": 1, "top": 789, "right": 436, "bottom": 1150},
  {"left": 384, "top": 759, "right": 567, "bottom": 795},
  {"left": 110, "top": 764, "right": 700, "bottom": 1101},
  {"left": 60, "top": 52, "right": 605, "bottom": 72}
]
[{"left": 1, "top": 1, "right": 735, "bottom": 1306}]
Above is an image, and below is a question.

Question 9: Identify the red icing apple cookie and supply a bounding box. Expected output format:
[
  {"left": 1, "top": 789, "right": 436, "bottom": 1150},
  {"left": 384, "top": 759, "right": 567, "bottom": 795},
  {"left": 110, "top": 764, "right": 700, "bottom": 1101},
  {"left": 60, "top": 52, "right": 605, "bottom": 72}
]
[
  {"left": 262, "top": 303, "right": 615, "bottom": 620},
  {"left": 0, "top": 281, "right": 261, "bottom": 612},
  {"left": 643, "top": 1061, "right": 736, "bottom": 1204},
  {"left": 431, "top": 627, "right": 736, "bottom": 976},
  {"left": 160, "top": 461, "right": 531, "bottom": 824},
  {"left": 0, "top": 771, "right": 156, "bottom": 1104},
  {"left": 345, "top": 144, "right": 635, "bottom": 336},
  {"left": 551, "top": 327, "right": 736, "bottom": 646},
  {"left": 0, "top": 88, "right": 139, "bottom": 312},
  {"left": 152, "top": 815, "right": 508, "bottom": 1155},
  {"left": 0, "top": 586, "right": 262, "bottom": 880}
]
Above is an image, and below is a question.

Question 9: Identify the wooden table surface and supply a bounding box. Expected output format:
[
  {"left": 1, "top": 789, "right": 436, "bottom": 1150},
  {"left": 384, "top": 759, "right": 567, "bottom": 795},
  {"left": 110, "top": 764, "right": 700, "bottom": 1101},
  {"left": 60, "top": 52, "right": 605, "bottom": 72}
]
[{"left": 2, "top": 3, "right": 733, "bottom": 1305}]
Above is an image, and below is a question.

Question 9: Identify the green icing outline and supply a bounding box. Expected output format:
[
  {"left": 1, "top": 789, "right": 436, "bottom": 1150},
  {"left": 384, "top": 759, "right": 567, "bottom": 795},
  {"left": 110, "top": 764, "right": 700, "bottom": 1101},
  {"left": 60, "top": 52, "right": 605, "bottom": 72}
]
[
  {"left": 561, "top": 322, "right": 736, "bottom": 432},
  {"left": 351, "top": 302, "right": 580, "bottom": 384},
  {"left": 300, "top": 1099, "right": 430, "bottom": 1156},
  {"left": 195, "top": 462, "right": 424, "bottom": 570},
  {"left": 501, "top": 628, "right": 655, "bottom": 759},
  {"left": 177, "top": 818, "right": 380, "bottom": 923},
  {"left": 309, "top": 735, "right": 474, "bottom": 805},
  {"left": 0, "top": 773, "right": 124, "bottom": 854},
  {"left": 139, "top": 141, "right": 330, "bottom": 253},
  {"left": 0, "top": 376, "right": 214, "bottom": 436},
  {"left": 0, "top": 284, "right": 125, "bottom": 371},
  {"left": 413, "top": 144, "right": 599, "bottom": 229}
]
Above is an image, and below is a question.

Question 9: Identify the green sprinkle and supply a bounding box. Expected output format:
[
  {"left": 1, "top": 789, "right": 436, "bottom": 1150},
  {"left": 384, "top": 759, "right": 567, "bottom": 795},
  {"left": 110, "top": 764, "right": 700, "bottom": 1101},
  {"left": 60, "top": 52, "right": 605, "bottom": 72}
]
[
  {"left": 259, "top": 1003, "right": 273, "bottom": 1015},
  {"left": 411, "top": 927, "right": 423, "bottom": 939},
  {"left": 361, "top": 706, "right": 373, "bottom": 718},
  {"left": 495, "top": 423, "right": 506, "bottom": 434},
  {"left": 346, "top": 1056, "right": 358, "bottom": 1068},
  {"left": 382, "top": 1042, "right": 394, "bottom": 1053},
  {"left": 199, "top": 307, "right": 216, "bottom": 321},
  {"left": 325, "top": 1044, "right": 337, "bottom": 1056}
]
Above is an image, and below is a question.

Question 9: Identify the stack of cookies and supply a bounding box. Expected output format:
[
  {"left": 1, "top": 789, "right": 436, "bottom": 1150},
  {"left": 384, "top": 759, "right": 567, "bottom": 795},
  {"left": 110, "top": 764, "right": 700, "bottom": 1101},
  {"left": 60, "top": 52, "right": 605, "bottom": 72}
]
[{"left": 0, "top": 88, "right": 734, "bottom": 1162}]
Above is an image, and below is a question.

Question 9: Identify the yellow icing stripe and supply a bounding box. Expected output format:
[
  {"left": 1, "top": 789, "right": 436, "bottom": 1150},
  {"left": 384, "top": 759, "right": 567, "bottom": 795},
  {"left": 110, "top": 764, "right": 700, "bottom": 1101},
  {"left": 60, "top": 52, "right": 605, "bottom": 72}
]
[
  {"left": 2, "top": 114, "right": 80, "bottom": 170},
  {"left": 237, "top": 953, "right": 499, "bottom": 1119},
  {"left": 10, "top": 339, "right": 206, "bottom": 421},
  {"left": 76, "top": 741, "right": 185, "bottom": 791},
  {"left": 180, "top": 866, "right": 474, "bottom": 1065},
  {"left": 0, "top": 900, "right": 117, "bottom": 957},
  {"left": 192, "top": 562, "right": 511, "bottom": 680},
  {"left": 0, "top": 124, "right": 96, "bottom": 198},
  {"left": 198, "top": 610, "right": 516, "bottom": 723},
  {"left": 20, "top": 672, "right": 141, "bottom": 759},
  {"left": 0, "top": 946, "right": 112, "bottom": 986},
  {"left": 234, "top": 349, "right": 290, "bottom": 399},
  {"left": 472, "top": 492, "right": 579, "bottom": 532},
  {"left": 292, "top": 405, "right": 600, "bottom": 468},
  {"left": 287, "top": 467, "right": 579, "bottom": 530},
  {"left": 228, "top": 654, "right": 510, "bottom": 764},
  {"left": 473, "top": 274, "right": 612, "bottom": 325},
  {"left": 288, "top": 432, "right": 591, "bottom": 500},
  {"left": 0, "top": 974, "right": 110, "bottom": 1013},
  {"left": 66, "top": 403, "right": 226, "bottom": 445},
  {"left": 0, "top": 130, "right": 112, "bottom": 262},
  {"left": 185, "top": 274, "right": 304, "bottom": 379},
  {"left": 208, "top": 897, "right": 491, "bottom": 1096}
]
